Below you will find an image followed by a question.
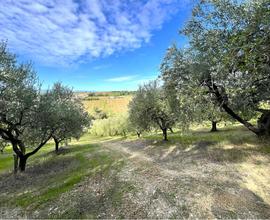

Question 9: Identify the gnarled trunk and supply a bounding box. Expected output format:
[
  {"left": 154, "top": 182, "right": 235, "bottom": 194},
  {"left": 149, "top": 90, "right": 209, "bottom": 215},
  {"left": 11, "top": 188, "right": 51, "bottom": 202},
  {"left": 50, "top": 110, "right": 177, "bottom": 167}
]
[
  {"left": 210, "top": 121, "right": 218, "bottom": 132},
  {"left": 13, "top": 154, "right": 18, "bottom": 174},
  {"left": 53, "top": 137, "right": 61, "bottom": 152},
  {"left": 162, "top": 128, "right": 168, "bottom": 141},
  {"left": 206, "top": 80, "right": 263, "bottom": 136},
  {"left": 18, "top": 155, "right": 27, "bottom": 172},
  {"left": 257, "top": 110, "right": 270, "bottom": 136},
  {"left": 55, "top": 141, "right": 59, "bottom": 152}
]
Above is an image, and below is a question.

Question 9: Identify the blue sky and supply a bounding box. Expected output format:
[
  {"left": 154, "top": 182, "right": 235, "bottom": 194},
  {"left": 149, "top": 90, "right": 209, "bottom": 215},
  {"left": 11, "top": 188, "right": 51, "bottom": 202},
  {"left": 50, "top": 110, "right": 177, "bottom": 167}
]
[{"left": 0, "top": 0, "right": 194, "bottom": 91}]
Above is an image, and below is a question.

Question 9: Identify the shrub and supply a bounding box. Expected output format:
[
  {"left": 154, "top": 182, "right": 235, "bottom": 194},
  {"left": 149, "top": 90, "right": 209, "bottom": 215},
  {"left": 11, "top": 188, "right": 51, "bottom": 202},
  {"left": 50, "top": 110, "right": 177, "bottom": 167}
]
[{"left": 90, "top": 114, "right": 131, "bottom": 137}]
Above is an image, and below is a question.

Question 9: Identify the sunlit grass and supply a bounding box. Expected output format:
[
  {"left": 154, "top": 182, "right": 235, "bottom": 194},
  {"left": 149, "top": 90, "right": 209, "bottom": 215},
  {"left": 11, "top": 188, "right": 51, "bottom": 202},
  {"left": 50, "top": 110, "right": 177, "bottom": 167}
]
[
  {"left": 143, "top": 124, "right": 258, "bottom": 146},
  {"left": 0, "top": 140, "right": 125, "bottom": 214}
]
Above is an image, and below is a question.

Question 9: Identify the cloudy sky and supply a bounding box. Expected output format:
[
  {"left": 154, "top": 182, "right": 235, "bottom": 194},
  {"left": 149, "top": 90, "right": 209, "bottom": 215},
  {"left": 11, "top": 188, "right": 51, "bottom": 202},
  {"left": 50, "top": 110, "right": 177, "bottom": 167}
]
[{"left": 0, "top": 0, "right": 193, "bottom": 91}]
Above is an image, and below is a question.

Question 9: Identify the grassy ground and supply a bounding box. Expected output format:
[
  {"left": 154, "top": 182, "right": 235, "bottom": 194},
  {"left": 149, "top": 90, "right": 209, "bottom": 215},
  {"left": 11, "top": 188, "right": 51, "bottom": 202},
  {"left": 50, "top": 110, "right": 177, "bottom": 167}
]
[{"left": 0, "top": 125, "right": 269, "bottom": 218}]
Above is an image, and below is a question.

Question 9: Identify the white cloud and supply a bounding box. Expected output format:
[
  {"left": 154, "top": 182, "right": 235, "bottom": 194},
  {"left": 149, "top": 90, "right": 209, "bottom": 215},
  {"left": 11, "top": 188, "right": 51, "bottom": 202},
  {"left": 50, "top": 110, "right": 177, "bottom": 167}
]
[
  {"left": 92, "top": 64, "right": 111, "bottom": 70},
  {"left": 106, "top": 75, "right": 138, "bottom": 82},
  {"left": 0, "top": 0, "right": 189, "bottom": 66}
]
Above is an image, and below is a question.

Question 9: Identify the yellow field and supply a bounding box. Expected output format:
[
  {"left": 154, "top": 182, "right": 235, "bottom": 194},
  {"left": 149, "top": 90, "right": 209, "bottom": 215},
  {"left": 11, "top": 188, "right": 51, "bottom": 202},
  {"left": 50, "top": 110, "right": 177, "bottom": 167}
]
[{"left": 82, "top": 95, "right": 133, "bottom": 116}]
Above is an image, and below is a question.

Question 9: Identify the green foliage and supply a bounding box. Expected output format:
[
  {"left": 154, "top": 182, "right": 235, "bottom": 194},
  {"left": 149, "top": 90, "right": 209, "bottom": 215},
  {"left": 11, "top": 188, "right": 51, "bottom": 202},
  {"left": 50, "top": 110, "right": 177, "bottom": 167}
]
[
  {"left": 90, "top": 114, "right": 131, "bottom": 137},
  {"left": 47, "top": 82, "right": 92, "bottom": 147},
  {"left": 160, "top": 0, "right": 270, "bottom": 136},
  {"left": 160, "top": 45, "right": 230, "bottom": 129},
  {"left": 183, "top": 0, "right": 270, "bottom": 106},
  {"left": 0, "top": 137, "right": 8, "bottom": 153},
  {"left": 129, "top": 80, "right": 176, "bottom": 140},
  {"left": 0, "top": 42, "right": 91, "bottom": 171},
  {"left": 0, "top": 41, "right": 53, "bottom": 160}
]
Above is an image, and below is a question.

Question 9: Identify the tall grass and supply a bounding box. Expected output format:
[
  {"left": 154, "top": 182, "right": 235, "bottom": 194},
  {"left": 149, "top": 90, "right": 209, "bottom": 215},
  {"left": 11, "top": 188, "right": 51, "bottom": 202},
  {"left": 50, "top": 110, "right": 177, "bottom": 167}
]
[{"left": 90, "top": 114, "right": 132, "bottom": 137}]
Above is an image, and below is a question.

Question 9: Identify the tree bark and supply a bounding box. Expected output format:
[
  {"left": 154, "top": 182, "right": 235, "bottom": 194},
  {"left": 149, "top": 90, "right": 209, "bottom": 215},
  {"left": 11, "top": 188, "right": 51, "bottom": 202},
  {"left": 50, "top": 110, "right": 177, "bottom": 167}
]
[
  {"left": 169, "top": 127, "right": 174, "bottom": 133},
  {"left": 257, "top": 110, "right": 270, "bottom": 136},
  {"left": 53, "top": 137, "right": 59, "bottom": 152},
  {"left": 162, "top": 128, "right": 168, "bottom": 141},
  {"left": 1, "top": 127, "right": 53, "bottom": 172},
  {"left": 210, "top": 121, "right": 218, "bottom": 132},
  {"left": 13, "top": 154, "right": 18, "bottom": 174},
  {"left": 206, "top": 80, "right": 261, "bottom": 135},
  {"left": 222, "top": 104, "right": 261, "bottom": 134},
  {"left": 18, "top": 155, "right": 27, "bottom": 172}
]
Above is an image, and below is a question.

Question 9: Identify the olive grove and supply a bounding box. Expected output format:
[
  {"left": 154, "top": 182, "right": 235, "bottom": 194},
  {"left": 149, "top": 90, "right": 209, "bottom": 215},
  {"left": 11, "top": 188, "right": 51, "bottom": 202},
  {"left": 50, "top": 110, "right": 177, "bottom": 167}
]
[{"left": 0, "top": 43, "right": 91, "bottom": 171}]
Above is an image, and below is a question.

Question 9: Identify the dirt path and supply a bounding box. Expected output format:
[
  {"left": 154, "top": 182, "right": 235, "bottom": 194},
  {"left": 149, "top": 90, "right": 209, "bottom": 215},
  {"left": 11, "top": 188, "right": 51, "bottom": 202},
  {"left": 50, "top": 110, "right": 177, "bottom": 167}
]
[
  {"left": 6, "top": 138, "right": 269, "bottom": 219},
  {"left": 100, "top": 139, "right": 270, "bottom": 219}
]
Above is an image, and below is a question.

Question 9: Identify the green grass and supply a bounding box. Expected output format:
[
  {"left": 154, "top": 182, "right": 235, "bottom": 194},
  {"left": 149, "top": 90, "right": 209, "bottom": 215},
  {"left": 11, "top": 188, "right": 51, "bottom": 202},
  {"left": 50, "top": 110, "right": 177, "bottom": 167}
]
[
  {"left": 14, "top": 152, "right": 117, "bottom": 208},
  {"left": 0, "top": 134, "right": 126, "bottom": 216},
  {"left": 0, "top": 134, "right": 124, "bottom": 174},
  {"left": 144, "top": 125, "right": 259, "bottom": 146},
  {"left": 0, "top": 155, "right": 13, "bottom": 173}
]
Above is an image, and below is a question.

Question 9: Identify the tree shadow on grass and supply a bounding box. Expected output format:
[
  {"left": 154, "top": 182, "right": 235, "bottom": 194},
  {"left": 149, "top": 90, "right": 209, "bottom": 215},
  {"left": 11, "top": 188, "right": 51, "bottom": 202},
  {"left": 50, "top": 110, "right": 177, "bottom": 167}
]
[
  {"left": 211, "top": 185, "right": 270, "bottom": 219},
  {"left": 35, "top": 143, "right": 99, "bottom": 160},
  {"left": 141, "top": 126, "right": 270, "bottom": 165},
  {"left": 0, "top": 155, "right": 80, "bottom": 196}
]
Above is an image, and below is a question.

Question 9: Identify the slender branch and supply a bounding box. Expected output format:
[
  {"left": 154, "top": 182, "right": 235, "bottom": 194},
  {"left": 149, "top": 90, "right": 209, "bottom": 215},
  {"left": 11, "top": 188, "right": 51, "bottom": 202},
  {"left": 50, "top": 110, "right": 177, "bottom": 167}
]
[{"left": 25, "top": 132, "right": 53, "bottom": 158}]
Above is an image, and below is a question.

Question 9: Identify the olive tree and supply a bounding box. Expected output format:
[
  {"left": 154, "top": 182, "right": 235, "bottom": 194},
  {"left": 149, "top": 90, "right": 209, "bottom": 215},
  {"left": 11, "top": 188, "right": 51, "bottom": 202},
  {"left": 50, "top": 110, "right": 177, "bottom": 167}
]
[
  {"left": 0, "top": 43, "right": 57, "bottom": 171},
  {"left": 160, "top": 45, "right": 230, "bottom": 132},
  {"left": 48, "top": 83, "right": 91, "bottom": 152},
  {"left": 190, "top": 0, "right": 269, "bottom": 136},
  {"left": 0, "top": 43, "right": 90, "bottom": 171},
  {"left": 129, "top": 81, "right": 176, "bottom": 141},
  {"left": 162, "top": 0, "right": 270, "bottom": 136}
]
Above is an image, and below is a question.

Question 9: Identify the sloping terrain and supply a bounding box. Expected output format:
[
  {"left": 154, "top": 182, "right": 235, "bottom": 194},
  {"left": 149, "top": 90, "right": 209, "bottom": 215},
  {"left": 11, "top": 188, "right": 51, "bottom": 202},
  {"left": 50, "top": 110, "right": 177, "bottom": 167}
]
[{"left": 0, "top": 129, "right": 269, "bottom": 219}]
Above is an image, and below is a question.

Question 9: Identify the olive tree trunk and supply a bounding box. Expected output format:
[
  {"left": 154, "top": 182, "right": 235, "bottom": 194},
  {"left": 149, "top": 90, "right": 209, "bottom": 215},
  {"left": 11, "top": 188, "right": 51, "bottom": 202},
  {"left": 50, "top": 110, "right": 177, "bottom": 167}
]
[
  {"left": 162, "top": 128, "right": 168, "bottom": 141},
  {"left": 53, "top": 137, "right": 60, "bottom": 152},
  {"left": 210, "top": 121, "right": 218, "bottom": 132},
  {"left": 205, "top": 80, "right": 268, "bottom": 136},
  {"left": 13, "top": 154, "right": 18, "bottom": 174},
  {"left": 18, "top": 155, "right": 28, "bottom": 172}
]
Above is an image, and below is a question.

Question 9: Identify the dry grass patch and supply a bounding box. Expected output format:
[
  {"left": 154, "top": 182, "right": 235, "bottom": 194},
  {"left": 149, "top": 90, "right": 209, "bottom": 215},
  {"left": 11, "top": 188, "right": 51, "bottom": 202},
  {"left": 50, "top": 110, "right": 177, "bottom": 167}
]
[{"left": 82, "top": 96, "right": 132, "bottom": 115}]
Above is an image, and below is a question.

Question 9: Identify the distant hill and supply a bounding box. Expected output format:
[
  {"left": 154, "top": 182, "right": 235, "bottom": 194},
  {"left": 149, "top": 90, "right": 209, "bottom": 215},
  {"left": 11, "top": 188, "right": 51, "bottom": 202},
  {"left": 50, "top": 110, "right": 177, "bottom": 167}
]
[{"left": 86, "top": 91, "right": 136, "bottom": 97}]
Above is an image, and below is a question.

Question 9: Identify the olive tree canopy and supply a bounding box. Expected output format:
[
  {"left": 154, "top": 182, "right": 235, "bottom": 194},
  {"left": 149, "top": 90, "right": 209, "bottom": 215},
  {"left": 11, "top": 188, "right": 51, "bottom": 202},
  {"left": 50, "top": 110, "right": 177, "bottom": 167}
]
[
  {"left": 48, "top": 83, "right": 91, "bottom": 152},
  {"left": 0, "top": 42, "right": 91, "bottom": 171},
  {"left": 129, "top": 81, "right": 176, "bottom": 141},
  {"left": 161, "top": 0, "right": 270, "bottom": 136}
]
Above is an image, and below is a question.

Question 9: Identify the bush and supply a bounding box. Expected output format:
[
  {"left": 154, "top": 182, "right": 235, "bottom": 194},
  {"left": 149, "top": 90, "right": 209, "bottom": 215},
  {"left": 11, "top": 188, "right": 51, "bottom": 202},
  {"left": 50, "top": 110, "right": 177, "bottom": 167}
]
[
  {"left": 92, "top": 108, "right": 108, "bottom": 120},
  {"left": 90, "top": 114, "right": 132, "bottom": 137}
]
